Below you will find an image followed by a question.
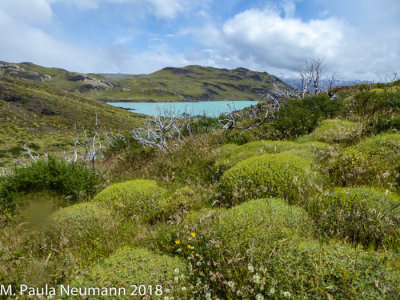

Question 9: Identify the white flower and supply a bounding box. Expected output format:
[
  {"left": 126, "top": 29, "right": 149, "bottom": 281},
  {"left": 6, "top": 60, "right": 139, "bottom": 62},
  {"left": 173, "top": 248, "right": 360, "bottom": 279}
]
[
  {"left": 269, "top": 287, "right": 275, "bottom": 295},
  {"left": 205, "top": 293, "right": 212, "bottom": 300},
  {"left": 282, "top": 291, "right": 292, "bottom": 298},
  {"left": 256, "top": 293, "right": 264, "bottom": 300},
  {"left": 253, "top": 273, "right": 261, "bottom": 284},
  {"left": 174, "top": 268, "right": 180, "bottom": 274},
  {"left": 165, "top": 288, "right": 171, "bottom": 294},
  {"left": 227, "top": 281, "right": 235, "bottom": 288},
  {"left": 174, "top": 276, "right": 179, "bottom": 282},
  {"left": 248, "top": 264, "right": 254, "bottom": 273},
  {"left": 181, "top": 287, "right": 187, "bottom": 291},
  {"left": 196, "top": 261, "right": 202, "bottom": 266}
]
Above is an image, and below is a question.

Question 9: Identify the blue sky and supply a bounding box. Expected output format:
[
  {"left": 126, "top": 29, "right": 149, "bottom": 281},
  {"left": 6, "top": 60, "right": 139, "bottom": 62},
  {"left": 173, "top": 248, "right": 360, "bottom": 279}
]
[{"left": 0, "top": 0, "right": 399, "bottom": 80}]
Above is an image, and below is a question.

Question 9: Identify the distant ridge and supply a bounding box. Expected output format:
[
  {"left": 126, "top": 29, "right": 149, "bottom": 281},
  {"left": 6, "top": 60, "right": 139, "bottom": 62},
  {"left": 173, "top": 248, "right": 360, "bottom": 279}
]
[{"left": 0, "top": 61, "right": 295, "bottom": 102}]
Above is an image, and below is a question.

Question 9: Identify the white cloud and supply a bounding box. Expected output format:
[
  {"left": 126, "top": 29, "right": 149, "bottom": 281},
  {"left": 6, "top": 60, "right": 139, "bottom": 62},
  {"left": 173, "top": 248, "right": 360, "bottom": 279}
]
[
  {"left": 48, "top": 0, "right": 185, "bottom": 19},
  {"left": 222, "top": 8, "right": 344, "bottom": 70},
  {"left": 0, "top": 0, "right": 53, "bottom": 25}
]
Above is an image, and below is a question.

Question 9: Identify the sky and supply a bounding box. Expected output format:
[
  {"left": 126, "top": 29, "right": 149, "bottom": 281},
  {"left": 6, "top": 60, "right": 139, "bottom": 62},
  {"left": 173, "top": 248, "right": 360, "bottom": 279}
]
[{"left": 0, "top": 0, "right": 399, "bottom": 80}]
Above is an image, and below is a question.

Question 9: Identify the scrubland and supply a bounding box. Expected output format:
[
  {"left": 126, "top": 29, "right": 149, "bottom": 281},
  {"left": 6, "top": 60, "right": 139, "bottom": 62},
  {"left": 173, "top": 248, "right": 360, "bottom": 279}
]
[{"left": 1, "top": 81, "right": 400, "bottom": 299}]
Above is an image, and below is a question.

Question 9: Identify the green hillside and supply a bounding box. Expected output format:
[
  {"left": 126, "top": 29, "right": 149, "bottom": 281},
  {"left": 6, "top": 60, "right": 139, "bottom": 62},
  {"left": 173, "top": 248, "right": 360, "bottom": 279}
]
[
  {"left": 1, "top": 61, "right": 294, "bottom": 102},
  {"left": 0, "top": 72, "right": 143, "bottom": 161}
]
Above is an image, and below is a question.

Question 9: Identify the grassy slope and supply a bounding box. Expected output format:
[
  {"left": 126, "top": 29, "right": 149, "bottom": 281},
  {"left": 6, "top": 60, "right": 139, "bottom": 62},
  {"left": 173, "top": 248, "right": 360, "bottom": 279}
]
[
  {"left": 2, "top": 61, "right": 294, "bottom": 102},
  {"left": 0, "top": 73, "right": 143, "bottom": 161},
  {"left": 100, "top": 65, "right": 293, "bottom": 102}
]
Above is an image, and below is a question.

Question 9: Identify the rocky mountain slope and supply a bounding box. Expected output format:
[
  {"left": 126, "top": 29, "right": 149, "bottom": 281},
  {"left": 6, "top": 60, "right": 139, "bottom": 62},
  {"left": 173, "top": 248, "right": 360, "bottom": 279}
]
[{"left": 0, "top": 61, "right": 295, "bottom": 102}]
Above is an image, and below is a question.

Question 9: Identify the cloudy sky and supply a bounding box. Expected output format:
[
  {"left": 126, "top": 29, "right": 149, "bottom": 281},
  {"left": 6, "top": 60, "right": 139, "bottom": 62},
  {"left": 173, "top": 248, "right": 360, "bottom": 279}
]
[{"left": 0, "top": 0, "right": 399, "bottom": 80}]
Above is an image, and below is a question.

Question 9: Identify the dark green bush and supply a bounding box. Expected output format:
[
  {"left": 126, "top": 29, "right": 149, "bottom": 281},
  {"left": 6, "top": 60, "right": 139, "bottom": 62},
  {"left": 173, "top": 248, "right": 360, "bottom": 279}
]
[
  {"left": 0, "top": 157, "right": 98, "bottom": 213},
  {"left": 310, "top": 187, "right": 400, "bottom": 250},
  {"left": 273, "top": 94, "right": 345, "bottom": 138},
  {"left": 349, "top": 90, "right": 400, "bottom": 117},
  {"left": 217, "top": 153, "right": 323, "bottom": 206},
  {"left": 366, "top": 114, "right": 400, "bottom": 134}
]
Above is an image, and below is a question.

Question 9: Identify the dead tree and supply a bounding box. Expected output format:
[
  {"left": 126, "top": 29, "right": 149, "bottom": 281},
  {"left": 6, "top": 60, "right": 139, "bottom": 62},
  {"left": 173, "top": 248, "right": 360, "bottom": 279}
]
[
  {"left": 219, "top": 98, "right": 280, "bottom": 131},
  {"left": 132, "top": 106, "right": 190, "bottom": 154},
  {"left": 298, "top": 57, "right": 325, "bottom": 97}
]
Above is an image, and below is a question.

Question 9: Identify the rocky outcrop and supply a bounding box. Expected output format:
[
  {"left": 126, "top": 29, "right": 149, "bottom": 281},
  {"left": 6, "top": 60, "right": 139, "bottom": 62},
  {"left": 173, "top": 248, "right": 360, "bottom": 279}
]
[
  {"left": 66, "top": 72, "right": 113, "bottom": 92},
  {"left": 0, "top": 63, "right": 51, "bottom": 81}
]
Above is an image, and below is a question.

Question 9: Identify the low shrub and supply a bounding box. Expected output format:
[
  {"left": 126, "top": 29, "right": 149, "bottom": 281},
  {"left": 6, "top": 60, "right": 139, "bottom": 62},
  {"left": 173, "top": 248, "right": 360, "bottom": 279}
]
[
  {"left": 0, "top": 157, "right": 98, "bottom": 213},
  {"left": 348, "top": 89, "right": 400, "bottom": 117},
  {"left": 273, "top": 94, "right": 345, "bottom": 138},
  {"left": 73, "top": 247, "right": 188, "bottom": 297},
  {"left": 325, "top": 133, "right": 400, "bottom": 189},
  {"left": 161, "top": 199, "right": 399, "bottom": 298},
  {"left": 309, "top": 187, "right": 400, "bottom": 250},
  {"left": 365, "top": 114, "right": 400, "bottom": 134},
  {"left": 94, "top": 179, "right": 166, "bottom": 222},
  {"left": 216, "top": 140, "right": 330, "bottom": 171},
  {"left": 46, "top": 202, "right": 119, "bottom": 261},
  {"left": 297, "top": 119, "right": 364, "bottom": 145},
  {"left": 217, "top": 153, "right": 322, "bottom": 206}
]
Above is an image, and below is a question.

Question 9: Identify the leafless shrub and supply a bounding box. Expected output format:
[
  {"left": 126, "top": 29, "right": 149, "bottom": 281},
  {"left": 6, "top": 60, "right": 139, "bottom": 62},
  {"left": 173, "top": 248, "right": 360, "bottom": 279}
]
[{"left": 131, "top": 105, "right": 194, "bottom": 154}]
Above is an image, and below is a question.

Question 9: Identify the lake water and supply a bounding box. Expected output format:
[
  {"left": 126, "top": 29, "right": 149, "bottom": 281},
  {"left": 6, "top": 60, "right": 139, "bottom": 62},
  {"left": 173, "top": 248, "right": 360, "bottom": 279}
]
[{"left": 107, "top": 101, "right": 257, "bottom": 117}]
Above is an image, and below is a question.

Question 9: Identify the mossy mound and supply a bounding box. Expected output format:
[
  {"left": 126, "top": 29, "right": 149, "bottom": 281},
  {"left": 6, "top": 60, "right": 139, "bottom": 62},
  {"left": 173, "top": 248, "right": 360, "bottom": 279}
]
[
  {"left": 297, "top": 119, "right": 364, "bottom": 145},
  {"left": 73, "top": 247, "right": 188, "bottom": 297},
  {"left": 310, "top": 187, "right": 400, "bottom": 250},
  {"left": 168, "top": 199, "right": 400, "bottom": 298},
  {"left": 326, "top": 133, "right": 400, "bottom": 189},
  {"left": 216, "top": 140, "right": 329, "bottom": 170},
  {"left": 217, "top": 153, "right": 322, "bottom": 206},
  {"left": 47, "top": 202, "right": 119, "bottom": 260},
  {"left": 94, "top": 179, "right": 166, "bottom": 222}
]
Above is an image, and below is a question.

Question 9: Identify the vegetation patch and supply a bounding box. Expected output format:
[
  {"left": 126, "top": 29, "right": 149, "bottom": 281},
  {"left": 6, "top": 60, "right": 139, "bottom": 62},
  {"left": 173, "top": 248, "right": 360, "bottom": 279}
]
[
  {"left": 46, "top": 202, "right": 119, "bottom": 261},
  {"left": 297, "top": 119, "right": 364, "bottom": 145},
  {"left": 0, "top": 157, "right": 98, "bottom": 213},
  {"left": 325, "top": 133, "right": 400, "bottom": 189},
  {"left": 216, "top": 140, "right": 330, "bottom": 170},
  {"left": 217, "top": 153, "right": 322, "bottom": 206},
  {"left": 94, "top": 179, "right": 166, "bottom": 222},
  {"left": 309, "top": 187, "right": 400, "bottom": 250},
  {"left": 73, "top": 247, "right": 188, "bottom": 297},
  {"left": 158, "top": 199, "right": 399, "bottom": 298}
]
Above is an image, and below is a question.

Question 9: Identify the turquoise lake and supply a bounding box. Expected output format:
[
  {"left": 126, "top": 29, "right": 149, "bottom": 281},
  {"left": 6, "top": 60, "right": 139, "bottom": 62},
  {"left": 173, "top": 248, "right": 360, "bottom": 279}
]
[{"left": 107, "top": 101, "right": 257, "bottom": 117}]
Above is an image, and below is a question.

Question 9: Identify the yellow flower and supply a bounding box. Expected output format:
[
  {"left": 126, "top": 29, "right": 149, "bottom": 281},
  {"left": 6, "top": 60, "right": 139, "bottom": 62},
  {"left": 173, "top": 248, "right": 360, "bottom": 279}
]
[
  {"left": 175, "top": 240, "right": 180, "bottom": 245},
  {"left": 187, "top": 245, "right": 192, "bottom": 249},
  {"left": 191, "top": 232, "right": 196, "bottom": 238}
]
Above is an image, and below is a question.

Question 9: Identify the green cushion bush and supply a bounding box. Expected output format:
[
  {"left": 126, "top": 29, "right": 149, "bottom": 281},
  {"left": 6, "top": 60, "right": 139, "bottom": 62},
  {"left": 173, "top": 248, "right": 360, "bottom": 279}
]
[
  {"left": 73, "top": 247, "right": 188, "bottom": 297},
  {"left": 326, "top": 133, "right": 400, "bottom": 189},
  {"left": 47, "top": 202, "right": 119, "bottom": 260},
  {"left": 94, "top": 179, "right": 166, "bottom": 222},
  {"left": 216, "top": 140, "right": 330, "bottom": 171},
  {"left": 297, "top": 119, "right": 364, "bottom": 145},
  {"left": 217, "top": 153, "right": 322, "bottom": 206},
  {"left": 163, "top": 199, "right": 400, "bottom": 298},
  {"left": 309, "top": 187, "right": 400, "bottom": 250}
]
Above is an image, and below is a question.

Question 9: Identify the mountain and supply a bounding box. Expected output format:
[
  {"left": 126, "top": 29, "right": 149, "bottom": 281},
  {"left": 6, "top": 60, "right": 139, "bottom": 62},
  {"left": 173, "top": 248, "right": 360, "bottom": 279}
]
[
  {"left": 0, "top": 62, "right": 295, "bottom": 102},
  {"left": 0, "top": 70, "right": 143, "bottom": 161}
]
